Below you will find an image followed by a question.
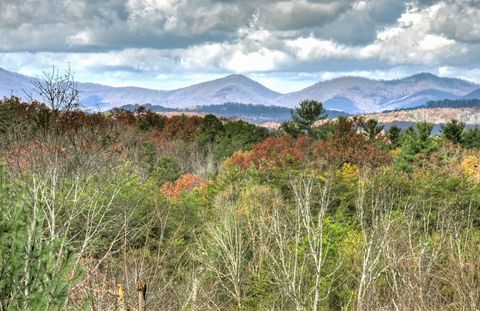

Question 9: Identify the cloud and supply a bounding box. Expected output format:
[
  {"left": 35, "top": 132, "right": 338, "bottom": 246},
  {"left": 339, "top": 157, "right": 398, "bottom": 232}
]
[{"left": 0, "top": 0, "right": 479, "bottom": 89}]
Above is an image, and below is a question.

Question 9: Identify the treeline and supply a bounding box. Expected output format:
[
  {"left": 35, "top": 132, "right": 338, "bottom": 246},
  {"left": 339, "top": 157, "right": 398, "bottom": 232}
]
[
  {"left": 425, "top": 98, "right": 480, "bottom": 109},
  {"left": 119, "top": 102, "right": 348, "bottom": 124},
  {"left": 384, "top": 98, "right": 480, "bottom": 113},
  {"left": 0, "top": 96, "right": 479, "bottom": 310}
]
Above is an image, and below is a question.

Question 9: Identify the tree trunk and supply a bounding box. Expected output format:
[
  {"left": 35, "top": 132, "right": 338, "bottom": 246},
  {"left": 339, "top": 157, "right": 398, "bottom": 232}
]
[{"left": 138, "top": 281, "right": 147, "bottom": 311}]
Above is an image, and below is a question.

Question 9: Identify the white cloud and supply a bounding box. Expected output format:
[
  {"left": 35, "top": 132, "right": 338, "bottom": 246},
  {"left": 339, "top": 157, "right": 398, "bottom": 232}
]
[
  {"left": 0, "top": 0, "right": 479, "bottom": 89},
  {"left": 286, "top": 36, "right": 354, "bottom": 60}
]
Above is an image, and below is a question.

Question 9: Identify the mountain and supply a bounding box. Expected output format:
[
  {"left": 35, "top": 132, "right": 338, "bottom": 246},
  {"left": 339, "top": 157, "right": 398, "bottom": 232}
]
[
  {"left": 1, "top": 67, "right": 478, "bottom": 113},
  {"left": 0, "top": 68, "right": 280, "bottom": 110},
  {"left": 461, "top": 88, "right": 480, "bottom": 100},
  {"left": 0, "top": 68, "right": 169, "bottom": 110},
  {"left": 386, "top": 89, "right": 459, "bottom": 109},
  {"left": 118, "top": 102, "right": 348, "bottom": 124},
  {"left": 275, "top": 73, "right": 477, "bottom": 112},
  {"left": 0, "top": 68, "right": 34, "bottom": 98},
  {"left": 153, "top": 74, "right": 281, "bottom": 108}
]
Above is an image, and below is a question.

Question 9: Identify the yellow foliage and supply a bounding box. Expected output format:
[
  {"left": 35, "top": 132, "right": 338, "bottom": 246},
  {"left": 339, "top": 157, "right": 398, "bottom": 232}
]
[
  {"left": 336, "top": 162, "right": 359, "bottom": 181},
  {"left": 461, "top": 155, "right": 480, "bottom": 181}
]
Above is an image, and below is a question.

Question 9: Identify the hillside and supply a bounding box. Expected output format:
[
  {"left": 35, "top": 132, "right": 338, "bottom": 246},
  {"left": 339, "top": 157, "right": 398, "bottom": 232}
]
[
  {"left": 367, "top": 107, "right": 480, "bottom": 125},
  {"left": 1, "top": 95, "right": 480, "bottom": 310},
  {"left": 462, "top": 88, "right": 480, "bottom": 100}
]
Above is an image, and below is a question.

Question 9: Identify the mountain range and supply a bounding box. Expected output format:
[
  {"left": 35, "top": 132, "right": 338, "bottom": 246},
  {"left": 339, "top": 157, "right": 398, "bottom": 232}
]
[{"left": 1, "top": 67, "right": 479, "bottom": 113}]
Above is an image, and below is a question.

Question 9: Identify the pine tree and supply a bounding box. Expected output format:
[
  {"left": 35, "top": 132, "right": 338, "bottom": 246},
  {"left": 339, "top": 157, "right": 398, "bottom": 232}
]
[
  {"left": 282, "top": 100, "right": 327, "bottom": 138},
  {"left": 387, "top": 125, "right": 402, "bottom": 148},
  {"left": 395, "top": 122, "right": 438, "bottom": 171},
  {"left": 441, "top": 119, "right": 465, "bottom": 144},
  {"left": 0, "top": 163, "right": 79, "bottom": 310},
  {"left": 361, "top": 119, "right": 384, "bottom": 141},
  {"left": 462, "top": 128, "right": 480, "bottom": 149}
]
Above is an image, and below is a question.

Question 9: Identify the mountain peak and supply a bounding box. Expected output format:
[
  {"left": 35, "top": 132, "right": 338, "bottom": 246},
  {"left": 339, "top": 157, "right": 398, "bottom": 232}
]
[
  {"left": 405, "top": 72, "right": 445, "bottom": 82},
  {"left": 224, "top": 73, "right": 249, "bottom": 79},
  {"left": 220, "top": 74, "right": 258, "bottom": 85},
  {"left": 410, "top": 72, "right": 438, "bottom": 79}
]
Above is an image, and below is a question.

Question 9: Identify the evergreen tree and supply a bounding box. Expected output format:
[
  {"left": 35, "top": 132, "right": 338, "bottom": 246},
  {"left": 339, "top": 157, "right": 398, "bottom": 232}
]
[
  {"left": 196, "top": 114, "right": 225, "bottom": 146},
  {"left": 441, "top": 119, "right": 465, "bottom": 144},
  {"left": 214, "top": 120, "right": 268, "bottom": 160},
  {"left": 361, "top": 119, "right": 384, "bottom": 141},
  {"left": 282, "top": 100, "right": 327, "bottom": 137},
  {"left": 462, "top": 128, "right": 480, "bottom": 149},
  {"left": 151, "top": 155, "right": 183, "bottom": 186},
  {"left": 0, "top": 164, "right": 79, "bottom": 310},
  {"left": 396, "top": 122, "right": 438, "bottom": 171},
  {"left": 387, "top": 125, "right": 402, "bottom": 148}
]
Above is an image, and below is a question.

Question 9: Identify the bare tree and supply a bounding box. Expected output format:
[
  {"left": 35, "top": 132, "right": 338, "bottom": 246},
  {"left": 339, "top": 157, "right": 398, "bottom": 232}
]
[
  {"left": 265, "top": 175, "right": 339, "bottom": 311},
  {"left": 355, "top": 173, "right": 397, "bottom": 311},
  {"left": 28, "top": 65, "right": 80, "bottom": 112},
  {"left": 198, "top": 189, "right": 249, "bottom": 310}
]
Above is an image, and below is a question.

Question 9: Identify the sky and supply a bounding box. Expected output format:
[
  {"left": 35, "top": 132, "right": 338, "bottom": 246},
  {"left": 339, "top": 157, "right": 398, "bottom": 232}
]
[{"left": 0, "top": 0, "right": 480, "bottom": 93}]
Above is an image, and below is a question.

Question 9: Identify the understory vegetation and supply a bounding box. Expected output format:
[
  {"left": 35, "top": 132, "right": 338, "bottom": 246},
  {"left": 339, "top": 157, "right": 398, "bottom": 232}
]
[{"left": 0, "top": 94, "right": 479, "bottom": 310}]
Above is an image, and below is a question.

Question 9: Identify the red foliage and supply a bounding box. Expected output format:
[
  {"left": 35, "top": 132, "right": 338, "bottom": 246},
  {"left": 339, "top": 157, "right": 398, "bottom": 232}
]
[
  {"left": 160, "top": 115, "right": 203, "bottom": 141},
  {"left": 226, "top": 135, "right": 312, "bottom": 170},
  {"left": 111, "top": 108, "right": 137, "bottom": 125},
  {"left": 161, "top": 173, "right": 205, "bottom": 199},
  {"left": 312, "top": 118, "right": 391, "bottom": 168}
]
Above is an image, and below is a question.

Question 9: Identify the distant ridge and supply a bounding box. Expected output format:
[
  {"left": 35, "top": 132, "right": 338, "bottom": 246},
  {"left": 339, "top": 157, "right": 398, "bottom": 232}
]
[
  {"left": 117, "top": 102, "right": 348, "bottom": 124},
  {"left": 275, "top": 72, "right": 477, "bottom": 112},
  {"left": 461, "top": 88, "right": 480, "bottom": 100},
  {"left": 0, "top": 67, "right": 478, "bottom": 113}
]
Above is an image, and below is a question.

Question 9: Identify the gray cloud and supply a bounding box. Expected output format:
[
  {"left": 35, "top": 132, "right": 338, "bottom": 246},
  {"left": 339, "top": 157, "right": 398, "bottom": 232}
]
[
  {"left": 314, "top": 0, "right": 406, "bottom": 45},
  {"left": 0, "top": 0, "right": 479, "bottom": 88}
]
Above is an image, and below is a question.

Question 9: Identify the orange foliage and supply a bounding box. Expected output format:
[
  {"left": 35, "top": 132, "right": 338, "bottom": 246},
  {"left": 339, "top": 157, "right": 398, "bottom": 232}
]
[
  {"left": 311, "top": 138, "right": 390, "bottom": 168},
  {"left": 160, "top": 115, "right": 203, "bottom": 141},
  {"left": 161, "top": 173, "right": 205, "bottom": 199},
  {"left": 226, "top": 135, "right": 311, "bottom": 170},
  {"left": 311, "top": 118, "right": 391, "bottom": 168}
]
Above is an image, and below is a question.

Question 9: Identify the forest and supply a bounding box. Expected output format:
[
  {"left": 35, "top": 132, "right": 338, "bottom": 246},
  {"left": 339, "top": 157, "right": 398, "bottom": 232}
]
[{"left": 0, "top": 80, "right": 480, "bottom": 310}]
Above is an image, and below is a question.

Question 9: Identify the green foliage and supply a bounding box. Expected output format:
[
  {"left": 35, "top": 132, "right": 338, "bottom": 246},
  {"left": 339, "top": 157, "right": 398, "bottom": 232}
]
[
  {"left": 386, "top": 125, "right": 402, "bottom": 148},
  {"left": 151, "top": 155, "right": 182, "bottom": 186},
  {"left": 361, "top": 119, "right": 384, "bottom": 140},
  {"left": 141, "top": 139, "right": 157, "bottom": 173},
  {"left": 395, "top": 122, "right": 439, "bottom": 171},
  {"left": 213, "top": 120, "right": 268, "bottom": 161},
  {"left": 425, "top": 98, "right": 480, "bottom": 109},
  {"left": 1, "top": 96, "right": 479, "bottom": 310},
  {"left": 441, "top": 119, "right": 465, "bottom": 144},
  {"left": 196, "top": 113, "right": 224, "bottom": 148},
  {"left": 0, "top": 165, "right": 79, "bottom": 310},
  {"left": 462, "top": 128, "right": 480, "bottom": 149},
  {"left": 282, "top": 100, "right": 327, "bottom": 137},
  {"left": 0, "top": 102, "right": 15, "bottom": 134}
]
